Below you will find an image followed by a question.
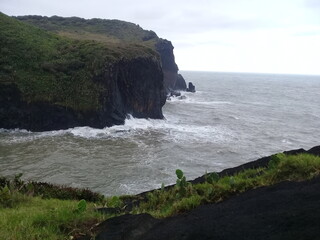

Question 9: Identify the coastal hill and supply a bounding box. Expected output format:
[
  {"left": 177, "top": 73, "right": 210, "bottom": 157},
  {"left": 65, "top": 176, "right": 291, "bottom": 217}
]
[
  {"left": 15, "top": 15, "right": 183, "bottom": 92},
  {"left": 0, "top": 13, "right": 183, "bottom": 131}
]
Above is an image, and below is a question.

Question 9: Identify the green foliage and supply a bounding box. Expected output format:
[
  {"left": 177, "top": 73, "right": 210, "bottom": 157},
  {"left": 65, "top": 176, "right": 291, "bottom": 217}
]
[
  {"left": 0, "top": 13, "right": 157, "bottom": 112},
  {"left": 175, "top": 169, "right": 191, "bottom": 197},
  {"left": 268, "top": 153, "right": 284, "bottom": 169},
  {"left": 0, "top": 175, "right": 105, "bottom": 203},
  {"left": 0, "top": 197, "right": 105, "bottom": 240},
  {"left": 171, "top": 195, "right": 202, "bottom": 214},
  {"left": 27, "top": 182, "right": 105, "bottom": 203},
  {"left": 2, "top": 153, "right": 320, "bottom": 239},
  {"left": 132, "top": 153, "right": 320, "bottom": 218},
  {"left": 16, "top": 15, "right": 159, "bottom": 45},
  {"left": 0, "top": 174, "right": 29, "bottom": 208},
  {"left": 105, "top": 196, "right": 123, "bottom": 208},
  {"left": 176, "top": 169, "right": 183, "bottom": 179},
  {"left": 77, "top": 199, "right": 87, "bottom": 213},
  {"left": 0, "top": 185, "right": 12, "bottom": 208},
  {"left": 205, "top": 172, "right": 219, "bottom": 184}
]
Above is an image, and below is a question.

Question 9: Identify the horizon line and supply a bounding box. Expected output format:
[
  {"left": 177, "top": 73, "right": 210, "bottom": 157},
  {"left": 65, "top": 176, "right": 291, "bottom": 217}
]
[{"left": 179, "top": 70, "right": 320, "bottom": 77}]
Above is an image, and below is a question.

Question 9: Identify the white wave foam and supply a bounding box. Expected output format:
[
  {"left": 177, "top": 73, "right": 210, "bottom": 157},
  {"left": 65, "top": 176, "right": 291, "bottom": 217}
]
[
  {"left": 0, "top": 115, "right": 234, "bottom": 144},
  {"left": 167, "top": 93, "right": 232, "bottom": 106}
]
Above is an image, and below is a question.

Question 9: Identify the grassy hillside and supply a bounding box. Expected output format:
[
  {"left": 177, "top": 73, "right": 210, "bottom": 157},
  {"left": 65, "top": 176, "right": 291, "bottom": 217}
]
[
  {"left": 1, "top": 152, "right": 320, "bottom": 239},
  {"left": 16, "top": 15, "right": 158, "bottom": 47},
  {"left": 0, "top": 13, "right": 157, "bottom": 111}
]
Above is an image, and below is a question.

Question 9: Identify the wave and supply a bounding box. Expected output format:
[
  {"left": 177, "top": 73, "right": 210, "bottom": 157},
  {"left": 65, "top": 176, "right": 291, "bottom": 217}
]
[
  {"left": 167, "top": 93, "right": 232, "bottom": 106},
  {"left": 0, "top": 115, "right": 235, "bottom": 144}
]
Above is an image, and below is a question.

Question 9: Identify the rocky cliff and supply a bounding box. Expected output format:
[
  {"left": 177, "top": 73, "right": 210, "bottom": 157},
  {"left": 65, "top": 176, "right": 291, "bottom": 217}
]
[
  {"left": 16, "top": 15, "right": 186, "bottom": 95},
  {"left": 0, "top": 13, "right": 166, "bottom": 131}
]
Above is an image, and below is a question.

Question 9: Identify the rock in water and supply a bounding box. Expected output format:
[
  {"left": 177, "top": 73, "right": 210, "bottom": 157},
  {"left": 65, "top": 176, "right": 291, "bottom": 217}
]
[{"left": 187, "top": 82, "right": 196, "bottom": 92}]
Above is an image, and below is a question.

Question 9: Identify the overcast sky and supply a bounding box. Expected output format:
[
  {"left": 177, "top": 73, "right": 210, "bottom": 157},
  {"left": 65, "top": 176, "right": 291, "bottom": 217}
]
[{"left": 1, "top": 0, "right": 320, "bottom": 75}]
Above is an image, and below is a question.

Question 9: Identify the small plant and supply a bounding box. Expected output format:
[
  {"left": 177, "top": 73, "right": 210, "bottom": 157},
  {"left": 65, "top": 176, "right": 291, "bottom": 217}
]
[
  {"left": 268, "top": 153, "right": 283, "bottom": 169},
  {"left": 175, "top": 169, "right": 190, "bottom": 197},
  {"left": 76, "top": 199, "right": 87, "bottom": 213},
  {"left": 161, "top": 183, "right": 165, "bottom": 192},
  {"left": 205, "top": 172, "right": 220, "bottom": 184},
  {"left": 0, "top": 185, "right": 12, "bottom": 208},
  {"left": 106, "top": 196, "right": 122, "bottom": 208}
]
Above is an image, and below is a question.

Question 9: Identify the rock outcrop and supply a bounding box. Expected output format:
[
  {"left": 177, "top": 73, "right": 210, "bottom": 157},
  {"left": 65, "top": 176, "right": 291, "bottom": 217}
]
[
  {"left": 186, "top": 82, "right": 196, "bottom": 93},
  {"left": 155, "top": 39, "right": 179, "bottom": 93},
  {"left": 16, "top": 15, "right": 188, "bottom": 97},
  {"left": 173, "top": 74, "right": 187, "bottom": 91},
  {"left": 0, "top": 57, "right": 165, "bottom": 131},
  {"left": 0, "top": 13, "right": 166, "bottom": 131}
]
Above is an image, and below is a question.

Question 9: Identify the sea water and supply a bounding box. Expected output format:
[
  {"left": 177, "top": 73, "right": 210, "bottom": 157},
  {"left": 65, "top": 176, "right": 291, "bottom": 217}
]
[{"left": 1, "top": 71, "right": 320, "bottom": 195}]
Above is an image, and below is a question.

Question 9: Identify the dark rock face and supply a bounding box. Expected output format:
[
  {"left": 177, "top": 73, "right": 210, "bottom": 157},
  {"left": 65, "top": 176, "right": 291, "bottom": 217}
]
[
  {"left": 95, "top": 214, "right": 159, "bottom": 240},
  {"left": 0, "top": 57, "right": 166, "bottom": 131},
  {"left": 186, "top": 82, "right": 196, "bottom": 93},
  {"left": 155, "top": 39, "right": 179, "bottom": 93},
  {"left": 174, "top": 74, "right": 187, "bottom": 91}
]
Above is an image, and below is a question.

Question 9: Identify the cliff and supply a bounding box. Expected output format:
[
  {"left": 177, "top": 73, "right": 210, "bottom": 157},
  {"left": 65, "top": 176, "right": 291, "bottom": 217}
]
[
  {"left": 0, "top": 13, "right": 166, "bottom": 131},
  {"left": 15, "top": 15, "right": 186, "bottom": 94}
]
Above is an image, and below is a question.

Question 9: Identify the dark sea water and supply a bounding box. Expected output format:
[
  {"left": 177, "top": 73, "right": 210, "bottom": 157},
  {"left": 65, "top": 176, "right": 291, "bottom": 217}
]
[{"left": 1, "top": 71, "right": 320, "bottom": 196}]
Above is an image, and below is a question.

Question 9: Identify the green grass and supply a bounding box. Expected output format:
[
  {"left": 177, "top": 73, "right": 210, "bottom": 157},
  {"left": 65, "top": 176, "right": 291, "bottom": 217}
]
[
  {"left": 0, "top": 196, "right": 105, "bottom": 240},
  {"left": 2, "top": 153, "right": 320, "bottom": 239},
  {"left": 131, "top": 153, "right": 320, "bottom": 218},
  {"left": 15, "top": 15, "right": 158, "bottom": 45},
  {"left": 0, "top": 13, "right": 158, "bottom": 111}
]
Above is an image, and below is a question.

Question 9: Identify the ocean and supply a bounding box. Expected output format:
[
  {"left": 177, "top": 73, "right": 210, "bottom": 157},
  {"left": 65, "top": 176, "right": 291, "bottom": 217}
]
[{"left": 0, "top": 71, "right": 320, "bottom": 196}]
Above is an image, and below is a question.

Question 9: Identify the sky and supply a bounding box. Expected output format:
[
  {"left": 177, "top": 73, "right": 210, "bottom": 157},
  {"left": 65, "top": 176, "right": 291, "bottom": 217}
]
[{"left": 1, "top": 0, "right": 320, "bottom": 75}]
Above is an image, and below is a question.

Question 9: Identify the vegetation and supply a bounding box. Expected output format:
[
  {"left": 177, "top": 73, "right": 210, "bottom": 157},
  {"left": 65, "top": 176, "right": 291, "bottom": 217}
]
[
  {"left": 15, "top": 15, "right": 159, "bottom": 45},
  {"left": 0, "top": 13, "right": 158, "bottom": 111},
  {"left": 0, "top": 174, "right": 104, "bottom": 203},
  {"left": 0, "top": 196, "right": 104, "bottom": 240},
  {"left": 131, "top": 153, "right": 320, "bottom": 218},
  {"left": 1, "top": 153, "right": 320, "bottom": 239}
]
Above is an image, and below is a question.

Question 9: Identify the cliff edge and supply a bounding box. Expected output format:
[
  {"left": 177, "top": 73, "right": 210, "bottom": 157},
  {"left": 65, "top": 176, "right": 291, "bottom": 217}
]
[
  {"left": 0, "top": 13, "right": 166, "bottom": 131},
  {"left": 16, "top": 15, "right": 186, "bottom": 94}
]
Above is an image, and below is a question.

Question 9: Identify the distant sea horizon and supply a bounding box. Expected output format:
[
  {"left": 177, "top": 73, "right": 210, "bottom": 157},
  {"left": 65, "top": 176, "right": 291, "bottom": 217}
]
[{"left": 179, "top": 69, "right": 320, "bottom": 77}]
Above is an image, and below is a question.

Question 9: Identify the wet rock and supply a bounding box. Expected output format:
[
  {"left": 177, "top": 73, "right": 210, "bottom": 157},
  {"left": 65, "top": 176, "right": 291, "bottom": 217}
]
[
  {"left": 186, "top": 82, "right": 196, "bottom": 93},
  {"left": 174, "top": 74, "right": 187, "bottom": 91}
]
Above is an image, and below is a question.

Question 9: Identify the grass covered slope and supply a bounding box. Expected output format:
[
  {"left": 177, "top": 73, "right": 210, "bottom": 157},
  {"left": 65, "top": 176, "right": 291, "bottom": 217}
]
[
  {"left": 120, "top": 152, "right": 320, "bottom": 218},
  {"left": 0, "top": 197, "right": 103, "bottom": 240},
  {"left": 15, "top": 15, "right": 158, "bottom": 45},
  {"left": 2, "top": 149, "right": 320, "bottom": 240},
  {"left": 16, "top": 15, "right": 181, "bottom": 92},
  {"left": 0, "top": 12, "right": 157, "bottom": 111}
]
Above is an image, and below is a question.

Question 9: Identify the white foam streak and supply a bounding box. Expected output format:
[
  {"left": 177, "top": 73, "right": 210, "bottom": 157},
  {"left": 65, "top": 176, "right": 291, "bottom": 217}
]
[
  {"left": 167, "top": 92, "right": 232, "bottom": 106},
  {"left": 0, "top": 115, "right": 234, "bottom": 144}
]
